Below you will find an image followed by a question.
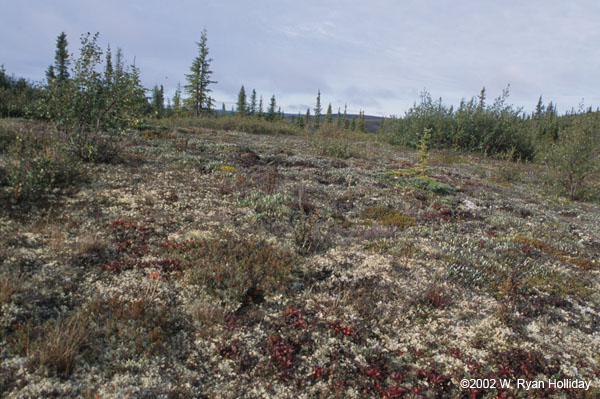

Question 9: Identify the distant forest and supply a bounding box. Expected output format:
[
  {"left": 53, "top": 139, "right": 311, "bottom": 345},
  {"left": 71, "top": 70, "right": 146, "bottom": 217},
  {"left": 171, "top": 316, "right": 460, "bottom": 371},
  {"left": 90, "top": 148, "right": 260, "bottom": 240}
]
[{"left": 1, "top": 30, "right": 599, "bottom": 200}]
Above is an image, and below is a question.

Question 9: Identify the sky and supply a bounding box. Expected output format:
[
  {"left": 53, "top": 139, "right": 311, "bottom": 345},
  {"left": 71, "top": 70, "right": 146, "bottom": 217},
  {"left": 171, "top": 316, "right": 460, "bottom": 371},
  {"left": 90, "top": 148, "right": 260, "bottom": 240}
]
[{"left": 1, "top": 0, "right": 599, "bottom": 116}]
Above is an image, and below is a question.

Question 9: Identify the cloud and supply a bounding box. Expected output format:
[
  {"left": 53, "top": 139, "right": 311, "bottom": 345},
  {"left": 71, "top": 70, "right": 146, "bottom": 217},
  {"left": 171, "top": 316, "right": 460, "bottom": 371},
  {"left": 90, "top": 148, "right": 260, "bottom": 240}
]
[{"left": 2, "top": 0, "right": 600, "bottom": 115}]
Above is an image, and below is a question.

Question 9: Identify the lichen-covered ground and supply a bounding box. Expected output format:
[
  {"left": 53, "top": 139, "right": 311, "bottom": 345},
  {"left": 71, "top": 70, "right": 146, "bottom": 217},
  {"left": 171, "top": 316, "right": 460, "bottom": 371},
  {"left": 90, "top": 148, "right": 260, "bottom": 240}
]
[{"left": 1, "top": 126, "right": 599, "bottom": 398}]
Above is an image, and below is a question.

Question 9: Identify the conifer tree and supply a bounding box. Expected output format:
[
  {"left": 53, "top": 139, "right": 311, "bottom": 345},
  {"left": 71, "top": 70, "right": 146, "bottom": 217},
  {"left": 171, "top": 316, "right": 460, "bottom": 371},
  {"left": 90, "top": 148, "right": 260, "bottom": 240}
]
[
  {"left": 314, "top": 90, "right": 322, "bottom": 129},
  {"left": 342, "top": 104, "right": 348, "bottom": 129},
  {"left": 305, "top": 108, "right": 311, "bottom": 130},
  {"left": 173, "top": 83, "right": 182, "bottom": 117},
  {"left": 336, "top": 107, "right": 342, "bottom": 128},
  {"left": 297, "top": 112, "right": 304, "bottom": 128},
  {"left": 266, "top": 95, "right": 277, "bottom": 121},
  {"left": 151, "top": 84, "right": 165, "bottom": 118},
  {"left": 325, "top": 103, "right": 333, "bottom": 125},
  {"left": 257, "top": 96, "right": 264, "bottom": 119},
  {"left": 104, "top": 44, "right": 113, "bottom": 85},
  {"left": 478, "top": 87, "right": 486, "bottom": 110},
  {"left": 350, "top": 118, "right": 356, "bottom": 131},
  {"left": 185, "top": 29, "right": 216, "bottom": 116},
  {"left": 221, "top": 102, "right": 226, "bottom": 116},
  {"left": 249, "top": 89, "right": 257, "bottom": 115},
  {"left": 237, "top": 85, "right": 247, "bottom": 115},
  {"left": 46, "top": 32, "right": 70, "bottom": 84},
  {"left": 357, "top": 110, "right": 366, "bottom": 132},
  {"left": 534, "top": 95, "right": 544, "bottom": 120}
]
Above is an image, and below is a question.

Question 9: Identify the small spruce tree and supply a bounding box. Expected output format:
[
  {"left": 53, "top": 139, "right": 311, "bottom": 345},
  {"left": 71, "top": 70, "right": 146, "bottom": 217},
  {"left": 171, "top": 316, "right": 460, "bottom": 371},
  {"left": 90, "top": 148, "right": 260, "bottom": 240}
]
[
  {"left": 266, "top": 95, "right": 277, "bottom": 121},
  {"left": 249, "top": 89, "right": 257, "bottom": 115},
  {"left": 325, "top": 103, "right": 333, "bottom": 125},
  {"left": 236, "top": 85, "right": 247, "bottom": 116},
  {"left": 314, "top": 90, "right": 322, "bottom": 129}
]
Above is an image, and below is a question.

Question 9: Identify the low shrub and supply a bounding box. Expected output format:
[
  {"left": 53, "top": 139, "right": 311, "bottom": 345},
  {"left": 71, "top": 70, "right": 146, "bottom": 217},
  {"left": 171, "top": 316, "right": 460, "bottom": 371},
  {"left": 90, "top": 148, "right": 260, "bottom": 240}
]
[
  {"left": 2, "top": 135, "right": 80, "bottom": 203},
  {"left": 167, "top": 234, "right": 298, "bottom": 303},
  {"left": 410, "top": 176, "right": 457, "bottom": 195},
  {"left": 362, "top": 205, "right": 416, "bottom": 228},
  {"left": 539, "top": 114, "right": 599, "bottom": 200}
]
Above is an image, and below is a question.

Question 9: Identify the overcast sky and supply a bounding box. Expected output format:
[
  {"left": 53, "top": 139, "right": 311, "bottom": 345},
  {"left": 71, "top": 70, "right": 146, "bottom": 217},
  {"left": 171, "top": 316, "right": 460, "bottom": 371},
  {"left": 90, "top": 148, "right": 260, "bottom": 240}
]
[{"left": 1, "top": 0, "right": 599, "bottom": 116}]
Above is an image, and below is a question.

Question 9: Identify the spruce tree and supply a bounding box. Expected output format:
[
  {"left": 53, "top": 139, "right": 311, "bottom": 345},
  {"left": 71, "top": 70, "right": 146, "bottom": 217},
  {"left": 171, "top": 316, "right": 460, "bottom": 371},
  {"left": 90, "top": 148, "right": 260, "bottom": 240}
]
[
  {"left": 257, "top": 96, "right": 264, "bottom": 119},
  {"left": 350, "top": 118, "right": 356, "bottom": 131},
  {"left": 237, "top": 85, "right": 247, "bottom": 116},
  {"left": 379, "top": 117, "right": 386, "bottom": 133},
  {"left": 534, "top": 95, "right": 544, "bottom": 120},
  {"left": 357, "top": 110, "right": 366, "bottom": 132},
  {"left": 478, "top": 87, "right": 486, "bottom": 110},
  {"left": 104, "top": 44, "right": 113, "bottom": 85},
  {"left": 152, "top": 84, "right": 165, "bottom": 118},
  {"left": 325, "top": 103, "right": 333, "bottom": 125},
  {"left": 336, "top": 107, "right": 342, "bottom": 128},
  {"left": 305, "top": 108, "right": 311, "bottom": 130},
  {"left": 221, "top": 102, "right": 226, "bottom": 116},
  {"left": 342, "top": 104, "right": 348, "bottom": 129},
  {"left": 249, "top": 89, "right": 257, "bottom": 115},
  {"left": 266, "top": 95, "right": 277, "bottom": 121},
  {"left": 314, "top": 90, "right": 322, "bottom": 129},
  {"left": 173, "top": 83, "right": 182, "bottom": 117},
  {"left": 51, "top": 32, "right": 70, "bottom": 83},
  {"left": 185, "top": 29, "right": 216, "bottom": 116},
  {"left": 297, "top": 112, "right": 304, "bottom": 128}
]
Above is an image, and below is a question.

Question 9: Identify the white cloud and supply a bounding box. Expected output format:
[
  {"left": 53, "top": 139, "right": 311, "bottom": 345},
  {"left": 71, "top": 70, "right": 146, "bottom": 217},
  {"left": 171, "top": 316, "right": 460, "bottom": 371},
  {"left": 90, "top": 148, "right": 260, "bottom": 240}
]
[{"left": 1, "top": 0, "right": 599, "bottom": 115}]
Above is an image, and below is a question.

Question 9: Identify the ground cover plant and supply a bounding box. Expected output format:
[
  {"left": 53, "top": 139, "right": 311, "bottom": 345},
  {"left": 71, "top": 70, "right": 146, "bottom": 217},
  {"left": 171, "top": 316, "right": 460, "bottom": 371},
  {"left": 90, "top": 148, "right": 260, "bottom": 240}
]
[{"left": 0, "top": 116, "right": 599, "bottom": 398}]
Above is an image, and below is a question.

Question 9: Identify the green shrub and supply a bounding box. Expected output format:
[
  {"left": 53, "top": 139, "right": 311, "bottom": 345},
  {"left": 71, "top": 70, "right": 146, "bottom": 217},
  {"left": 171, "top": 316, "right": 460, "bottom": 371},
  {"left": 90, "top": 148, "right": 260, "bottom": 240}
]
[
  {"left": 410, "top": 176, "right": 457, "bottom": 195},
  {"left": 3, "top": 137, "right": 79, "bottom": 203},
  {"left": 540, "top": 114, "right": 599, "bottom": 200},
  {"left": 43, "top": 33, "right": 146, "bottom": 162},
  {"left": 315, "top": 140, "right": 353, "bottom": 159}
]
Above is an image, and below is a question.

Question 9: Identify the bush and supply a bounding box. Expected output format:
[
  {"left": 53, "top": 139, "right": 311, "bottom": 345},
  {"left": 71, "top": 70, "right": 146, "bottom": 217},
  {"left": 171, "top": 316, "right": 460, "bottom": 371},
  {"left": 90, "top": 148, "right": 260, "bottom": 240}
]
[
  {"left": 2, "top": 134, "right": 79, "bottom": 203},
  {"left": 541, "top": 114, "right": 599, "bottom": 200},
  {"left": 43, "top": 33, "right": 146, "bottom": 162},
  {"left": 410, "top": 176, "right": 457, "bottom": 195}
]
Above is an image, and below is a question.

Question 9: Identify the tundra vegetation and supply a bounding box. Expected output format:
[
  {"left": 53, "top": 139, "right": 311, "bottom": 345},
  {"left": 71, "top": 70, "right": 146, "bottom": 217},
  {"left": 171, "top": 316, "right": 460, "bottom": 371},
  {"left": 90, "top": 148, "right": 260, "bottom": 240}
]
[{"left": 0, "top": 31, "right": 599, "bottom": 398}]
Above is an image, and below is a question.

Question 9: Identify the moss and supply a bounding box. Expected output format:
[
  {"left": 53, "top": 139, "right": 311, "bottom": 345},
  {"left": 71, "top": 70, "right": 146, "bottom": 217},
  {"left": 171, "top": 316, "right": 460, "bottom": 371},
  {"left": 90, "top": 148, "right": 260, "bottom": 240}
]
[{"left": 362, "top": 206, "right": 416, "bottom": 228}]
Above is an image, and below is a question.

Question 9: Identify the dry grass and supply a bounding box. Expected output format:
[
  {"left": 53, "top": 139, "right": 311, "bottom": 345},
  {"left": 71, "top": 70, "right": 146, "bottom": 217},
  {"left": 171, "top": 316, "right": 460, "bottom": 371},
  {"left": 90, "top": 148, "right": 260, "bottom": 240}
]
[{"left": 27, "top": 313, "right": 90, "bottom": 376}]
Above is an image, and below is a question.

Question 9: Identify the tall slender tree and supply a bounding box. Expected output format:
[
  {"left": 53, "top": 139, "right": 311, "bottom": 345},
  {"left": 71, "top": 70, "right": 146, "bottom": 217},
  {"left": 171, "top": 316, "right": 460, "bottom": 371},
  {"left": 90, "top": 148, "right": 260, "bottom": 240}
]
[
  {"left": 185, "top": 29, "right": 216, "bottom": 116},
  {"left": 336, "top": 107, "right": 342, "bottom": 128},
  {"left": 314, "top": 90, "right": 322, "bottom": 129},
  {"left": 305, "top": 108, "right": 311, "bottom": 130},
  {"left": 173, "top": 83, "right": 182, "bottom": 117},
  {"left": 357, "top": 110, "right": 366, "bottom": 132},
  {"left": 237, "top": 85, "right": 247, "bottom": 115},
  {"left": 342, "top": 104, "right": 348, "bottom": 129},
  {"left": 46, "top": 32, "right": 70, "bottom": 83},
  {"left": 297, "top": 111, "right": 304, "bottom": 128},
  {"left": 266, "top": 95, "right": 277, "bottom": 121},
  {"left": 325, "top": 103, "right": 333, "bottom": 125},
  {"left": 249, "top": 89, "right": 257, "bottom": 115},
  {"left": 151, "top": 84, "right": 165, "bottom": 118},
  {"left": 257, "top": 96, "right": 264, "bottom": 119}
]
